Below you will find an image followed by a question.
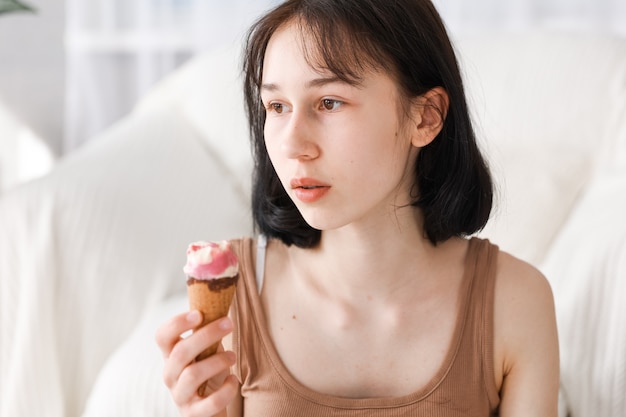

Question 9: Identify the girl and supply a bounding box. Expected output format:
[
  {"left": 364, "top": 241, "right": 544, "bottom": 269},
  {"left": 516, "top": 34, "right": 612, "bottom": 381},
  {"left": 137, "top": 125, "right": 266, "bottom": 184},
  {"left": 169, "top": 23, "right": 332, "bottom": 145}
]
[{"left": 156, "top": 0, "right": 559, "bottom": 416}]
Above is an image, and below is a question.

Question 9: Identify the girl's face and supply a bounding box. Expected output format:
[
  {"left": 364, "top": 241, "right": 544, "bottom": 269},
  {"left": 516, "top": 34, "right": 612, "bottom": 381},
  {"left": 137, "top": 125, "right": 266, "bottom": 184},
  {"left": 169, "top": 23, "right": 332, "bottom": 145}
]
[{"left": 261, "top": 22, "right": 421, "bottom": 232}]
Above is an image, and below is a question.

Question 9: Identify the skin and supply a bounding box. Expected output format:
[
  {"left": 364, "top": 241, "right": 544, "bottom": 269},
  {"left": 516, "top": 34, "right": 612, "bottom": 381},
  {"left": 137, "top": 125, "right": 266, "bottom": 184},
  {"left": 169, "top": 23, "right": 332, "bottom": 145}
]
[{"left": 155, "top": 21, "right": 559, "bottom": 417}]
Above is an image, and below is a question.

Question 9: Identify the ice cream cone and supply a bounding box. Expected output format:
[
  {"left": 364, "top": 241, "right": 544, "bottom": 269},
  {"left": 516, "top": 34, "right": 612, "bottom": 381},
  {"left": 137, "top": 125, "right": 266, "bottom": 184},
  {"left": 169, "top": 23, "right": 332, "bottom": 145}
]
[{"left": 186, "top": 276, "right": 238, "bottom": 359}]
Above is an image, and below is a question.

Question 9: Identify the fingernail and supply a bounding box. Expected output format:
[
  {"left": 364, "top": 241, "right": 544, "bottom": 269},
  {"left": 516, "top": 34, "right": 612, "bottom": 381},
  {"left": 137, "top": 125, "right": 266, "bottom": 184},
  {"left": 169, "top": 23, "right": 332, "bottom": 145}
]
[
  {"left": 219, "top": 317, "right": 233, "bottom": 330},
  {"left": 187, "top": 310, "right": 201, "bottom": 323}
]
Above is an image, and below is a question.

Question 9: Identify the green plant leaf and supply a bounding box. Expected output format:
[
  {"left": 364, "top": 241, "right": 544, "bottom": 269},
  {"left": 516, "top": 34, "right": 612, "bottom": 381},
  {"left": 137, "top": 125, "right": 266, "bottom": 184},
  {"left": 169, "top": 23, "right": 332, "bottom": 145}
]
[{"left": 0, "top": 0, "right": 36, "bottom": 15}]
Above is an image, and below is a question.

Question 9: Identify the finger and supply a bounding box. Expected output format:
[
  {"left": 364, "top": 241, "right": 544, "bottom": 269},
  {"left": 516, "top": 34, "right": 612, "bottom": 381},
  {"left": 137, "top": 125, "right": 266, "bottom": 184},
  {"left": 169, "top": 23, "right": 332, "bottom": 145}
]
[
  {"left": 187, "top": 374, "right": 240, "bottom": 417},
  {"left": 182, "top": 316, "right": 233, "bottom": 361},
  {"left": 163, "top": 317, "right": 233, "bottom": 388},
  {"left": 155, "top": 310, "right": 202, "bottom": 357},
  {"left": 172, "top": 351, "right": 236, "bottom": 404}
]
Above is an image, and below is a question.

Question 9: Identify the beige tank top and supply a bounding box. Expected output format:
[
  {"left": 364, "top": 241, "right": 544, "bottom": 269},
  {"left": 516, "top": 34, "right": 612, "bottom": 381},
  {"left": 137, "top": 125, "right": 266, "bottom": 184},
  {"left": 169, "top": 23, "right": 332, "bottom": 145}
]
[{"left": 231, "top": 237, "right": 500, "bottom": 416}]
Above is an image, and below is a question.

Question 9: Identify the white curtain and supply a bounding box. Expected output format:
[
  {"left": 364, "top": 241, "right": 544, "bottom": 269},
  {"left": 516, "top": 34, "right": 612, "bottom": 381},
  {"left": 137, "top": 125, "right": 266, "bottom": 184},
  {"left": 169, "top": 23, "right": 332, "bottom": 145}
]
[
  {"left": 63, "top": 0, "right": 626, "bottom": 154},
  {"left": 64, "top": 0, "right": 280, "bottom": 152},
  {"left": 433, "top": 0, "right": 626, "bottom": 35}
]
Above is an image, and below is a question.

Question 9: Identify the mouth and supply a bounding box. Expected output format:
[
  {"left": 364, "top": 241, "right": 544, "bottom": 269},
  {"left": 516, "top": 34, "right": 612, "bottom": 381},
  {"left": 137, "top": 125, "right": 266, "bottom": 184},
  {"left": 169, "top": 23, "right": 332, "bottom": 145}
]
[
  {"left": 290, "top": 178, "right": 330, "bottom": 190},
  {"left": 290, "top": 178, "right": 330, "bottom": 203}
]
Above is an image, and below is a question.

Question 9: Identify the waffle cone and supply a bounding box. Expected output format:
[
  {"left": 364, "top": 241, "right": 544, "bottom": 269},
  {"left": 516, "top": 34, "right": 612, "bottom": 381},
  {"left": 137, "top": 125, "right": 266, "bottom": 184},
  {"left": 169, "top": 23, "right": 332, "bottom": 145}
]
[{"left": 187, "top": 276, "right": 238, "bottom": 360}]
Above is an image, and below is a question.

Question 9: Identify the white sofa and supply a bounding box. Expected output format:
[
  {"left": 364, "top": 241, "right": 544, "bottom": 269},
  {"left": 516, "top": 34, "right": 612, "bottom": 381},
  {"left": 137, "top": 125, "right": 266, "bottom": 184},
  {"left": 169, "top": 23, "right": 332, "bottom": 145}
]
[{"left": 1, "top": 33, "right": 625, "bottom": 417}]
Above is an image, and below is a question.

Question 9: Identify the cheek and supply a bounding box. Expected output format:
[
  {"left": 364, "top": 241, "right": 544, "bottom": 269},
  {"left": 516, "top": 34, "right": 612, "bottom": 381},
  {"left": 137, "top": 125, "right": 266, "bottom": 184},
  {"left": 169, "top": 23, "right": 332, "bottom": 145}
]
[
  {"left": 263, "top": 123, "right": 282, "bottom": 164},
  {"left": 351, "top": 127, "right": 415, "bottom": 191},
  {"left": 352, "top": 118, "right": 407, "bottom": 165}
]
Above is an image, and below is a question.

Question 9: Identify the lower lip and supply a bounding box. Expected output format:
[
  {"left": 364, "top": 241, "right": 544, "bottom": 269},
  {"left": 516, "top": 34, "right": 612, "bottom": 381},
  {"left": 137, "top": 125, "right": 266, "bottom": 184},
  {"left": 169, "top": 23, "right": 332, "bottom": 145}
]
[{"left": 294, "top": 186, "right": 330, "bottom": 203}]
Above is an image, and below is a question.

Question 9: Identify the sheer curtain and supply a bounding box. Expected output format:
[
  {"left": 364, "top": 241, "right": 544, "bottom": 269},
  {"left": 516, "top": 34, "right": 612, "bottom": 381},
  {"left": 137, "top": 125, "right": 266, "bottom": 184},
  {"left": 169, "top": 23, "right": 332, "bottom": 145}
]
[
  {"left": 63, "top": 0, "right": 626, "bottom": 153},
  {"left": 64, "top": 0, "right": 279, "bottom": 152},
  {"left": 433, "top": 0, "right": 626, "bottom": 35}
]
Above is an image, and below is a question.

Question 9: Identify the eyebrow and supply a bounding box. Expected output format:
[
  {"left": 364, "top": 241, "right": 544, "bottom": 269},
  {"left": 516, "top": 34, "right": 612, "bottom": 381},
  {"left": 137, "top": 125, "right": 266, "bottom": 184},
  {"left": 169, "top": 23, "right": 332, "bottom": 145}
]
[
  {"left": 307, "top": 75, "right": 344, "bottom": 88},
  {"left": 260, "top": 75, "right": 350, "bottom": 92}
]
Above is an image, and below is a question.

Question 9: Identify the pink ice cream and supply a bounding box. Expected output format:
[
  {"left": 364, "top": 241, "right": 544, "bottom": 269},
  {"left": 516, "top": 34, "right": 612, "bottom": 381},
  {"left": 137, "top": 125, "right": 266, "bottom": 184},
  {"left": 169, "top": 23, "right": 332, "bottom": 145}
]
[{"left": 183, "top": 240, "right": 239, "bottom": 280}]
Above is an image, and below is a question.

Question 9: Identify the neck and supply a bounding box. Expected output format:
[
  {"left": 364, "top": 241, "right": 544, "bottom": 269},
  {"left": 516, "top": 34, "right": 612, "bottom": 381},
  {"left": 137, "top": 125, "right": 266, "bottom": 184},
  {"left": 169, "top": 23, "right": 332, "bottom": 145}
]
[{"left": 293, "top": 207, "right": 439, "bottom": 300}]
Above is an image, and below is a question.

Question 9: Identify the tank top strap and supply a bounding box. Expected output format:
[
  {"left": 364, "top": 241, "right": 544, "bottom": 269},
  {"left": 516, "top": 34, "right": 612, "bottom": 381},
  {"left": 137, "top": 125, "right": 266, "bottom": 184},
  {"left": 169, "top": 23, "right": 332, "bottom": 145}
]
[
  {"left": 228, "top": 236, "right": 256, "bottom": 384},
  {"left": 464, "top": 237, "right": 500, "bottom": 409}
]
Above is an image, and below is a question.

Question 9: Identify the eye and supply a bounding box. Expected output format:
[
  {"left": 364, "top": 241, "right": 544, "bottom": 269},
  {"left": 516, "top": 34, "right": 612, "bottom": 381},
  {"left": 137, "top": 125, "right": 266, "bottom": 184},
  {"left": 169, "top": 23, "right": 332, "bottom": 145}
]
[
  {"left": 271, "top": 103, "right": 284, "bottom": 114},
  {"left": 320, "top": 98, "right": 343, "bottom": 111},
  {"left": 265, "top": 102, "right": 291, "bottom": 114}
]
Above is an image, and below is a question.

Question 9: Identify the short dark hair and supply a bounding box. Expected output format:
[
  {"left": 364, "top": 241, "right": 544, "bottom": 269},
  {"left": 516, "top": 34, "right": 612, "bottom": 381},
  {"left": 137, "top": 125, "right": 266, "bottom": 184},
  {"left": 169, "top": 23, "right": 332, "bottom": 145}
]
[{"left": 243, "top": 0, "right": 493, "bottom": 248}]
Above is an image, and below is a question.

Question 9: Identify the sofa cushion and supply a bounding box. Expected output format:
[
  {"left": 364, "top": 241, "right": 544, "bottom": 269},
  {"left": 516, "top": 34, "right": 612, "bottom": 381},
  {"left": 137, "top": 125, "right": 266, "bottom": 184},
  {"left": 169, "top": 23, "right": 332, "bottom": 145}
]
[
  {"left": 541, "top": 171, "right": 626, "bottom": 417},
  {"left": 457, "top": 32, "right": 626, "bottom": 265},
  {"left": 0, "top": 105, "right": 252, "bottom": 417}
]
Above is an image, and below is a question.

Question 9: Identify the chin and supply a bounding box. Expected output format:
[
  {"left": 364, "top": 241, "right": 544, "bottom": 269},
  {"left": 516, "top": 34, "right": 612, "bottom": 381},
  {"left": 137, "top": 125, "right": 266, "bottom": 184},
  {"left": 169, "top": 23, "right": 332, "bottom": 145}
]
[{"left": 298, "top": 209, "right": 346, "bottom": 232}]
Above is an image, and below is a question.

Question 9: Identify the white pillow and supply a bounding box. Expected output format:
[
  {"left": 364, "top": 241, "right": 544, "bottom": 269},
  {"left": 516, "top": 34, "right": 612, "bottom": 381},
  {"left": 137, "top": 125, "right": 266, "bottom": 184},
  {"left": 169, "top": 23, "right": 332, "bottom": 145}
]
[
  {"left": 134, "top": 42, "right": 252, "bottom": 198},
  {"left": 478, "top": 142, "right": 590, "bottom": 265}
]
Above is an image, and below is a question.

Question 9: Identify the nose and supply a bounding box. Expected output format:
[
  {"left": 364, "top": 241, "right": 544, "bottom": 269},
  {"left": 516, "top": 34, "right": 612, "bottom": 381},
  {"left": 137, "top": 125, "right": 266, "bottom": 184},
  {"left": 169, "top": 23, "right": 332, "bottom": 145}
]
[{"left": 281, "top": 109, "right": 320, "bottom": 161}]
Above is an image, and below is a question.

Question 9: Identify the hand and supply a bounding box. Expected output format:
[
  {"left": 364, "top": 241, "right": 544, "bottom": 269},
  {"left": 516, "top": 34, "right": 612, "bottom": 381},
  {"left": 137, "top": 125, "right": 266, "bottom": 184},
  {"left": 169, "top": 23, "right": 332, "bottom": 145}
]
[{"left": 155, "top": 310, "right": 239, "bottom": 417}]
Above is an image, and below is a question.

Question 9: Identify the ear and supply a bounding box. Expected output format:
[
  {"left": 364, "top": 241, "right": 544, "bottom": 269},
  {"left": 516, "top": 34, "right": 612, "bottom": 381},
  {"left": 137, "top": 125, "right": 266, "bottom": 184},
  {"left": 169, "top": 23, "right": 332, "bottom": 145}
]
[{"left": 410, "top": 87, "right": 449, "bottom": 148}]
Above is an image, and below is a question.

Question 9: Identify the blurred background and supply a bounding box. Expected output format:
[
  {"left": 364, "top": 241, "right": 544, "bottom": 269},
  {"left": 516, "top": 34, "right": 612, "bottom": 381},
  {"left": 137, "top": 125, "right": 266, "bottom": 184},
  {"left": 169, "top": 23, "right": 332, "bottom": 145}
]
[{"left": 0, "top": 0, "right": 625, "bottom": 192}]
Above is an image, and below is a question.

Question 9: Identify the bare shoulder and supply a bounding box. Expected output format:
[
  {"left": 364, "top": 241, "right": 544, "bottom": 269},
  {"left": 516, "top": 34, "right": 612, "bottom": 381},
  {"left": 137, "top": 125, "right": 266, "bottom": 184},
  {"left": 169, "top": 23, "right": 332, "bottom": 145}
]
[
  {"left": 494, "top": 250, "right": 556, "bottom": 359},
  {"left": 493, "top": 249, "right": 560, "bottom": 416},
  {"left": 495, "top": 250, "right": 555, "bottom": 313}
]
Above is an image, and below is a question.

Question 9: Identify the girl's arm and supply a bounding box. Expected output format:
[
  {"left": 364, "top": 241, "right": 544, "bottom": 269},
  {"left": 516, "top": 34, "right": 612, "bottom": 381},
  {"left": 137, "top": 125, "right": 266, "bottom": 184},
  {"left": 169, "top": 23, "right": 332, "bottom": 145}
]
[{"left": 495, "top": 253, "right": 560, "bottom": 417}]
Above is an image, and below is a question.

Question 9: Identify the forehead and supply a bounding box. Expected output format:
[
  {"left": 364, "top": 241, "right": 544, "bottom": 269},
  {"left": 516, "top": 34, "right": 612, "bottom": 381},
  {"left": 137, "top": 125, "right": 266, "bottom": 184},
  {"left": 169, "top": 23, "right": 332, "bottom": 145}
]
[
  {"left": 262, "top": 19, "right": 383, "bottom": 87},
  {"left": 263, "top": 22, "right": 326, "bottom": 81}
]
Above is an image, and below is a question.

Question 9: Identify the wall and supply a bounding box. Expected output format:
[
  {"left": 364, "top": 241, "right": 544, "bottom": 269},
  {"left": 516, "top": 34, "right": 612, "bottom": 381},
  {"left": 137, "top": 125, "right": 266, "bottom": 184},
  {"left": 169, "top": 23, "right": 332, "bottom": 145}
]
[{"left": 0, "top": 0, "right": 65, "bottom": 157}]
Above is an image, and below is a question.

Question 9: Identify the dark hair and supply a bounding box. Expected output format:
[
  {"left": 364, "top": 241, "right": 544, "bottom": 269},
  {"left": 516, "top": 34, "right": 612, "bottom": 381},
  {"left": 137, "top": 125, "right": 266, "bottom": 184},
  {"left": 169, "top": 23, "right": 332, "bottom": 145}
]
[{"left": 243, "top": 0, "right": 493, "bottom": 247}]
